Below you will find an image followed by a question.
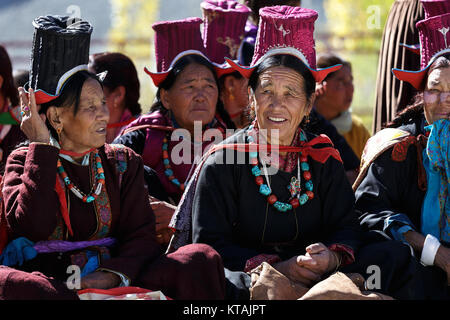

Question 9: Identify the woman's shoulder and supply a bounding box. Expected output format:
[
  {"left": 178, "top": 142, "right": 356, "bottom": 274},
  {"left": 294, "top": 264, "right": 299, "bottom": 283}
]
[
  {"left": 126, "top": 110, "right": 168, "bottom": 128},
  {"left": 303, "top": 130, "right": 336, "bottom": 150},
  {"left": 360, "top": 126, "right": 414, "bottom": 164},
  {"left": 102, "top": 143, "right": 142, "bottom": 165}
]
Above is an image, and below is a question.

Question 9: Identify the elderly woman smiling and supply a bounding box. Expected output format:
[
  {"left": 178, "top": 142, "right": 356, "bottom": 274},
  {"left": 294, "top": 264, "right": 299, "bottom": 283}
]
[{"left": 185, "top": 6, "right": 426, "bottom": 300}]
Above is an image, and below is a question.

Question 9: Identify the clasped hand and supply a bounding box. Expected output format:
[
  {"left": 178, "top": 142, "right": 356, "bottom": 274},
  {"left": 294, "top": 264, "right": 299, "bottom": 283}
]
[{"left": 273, "top": 242, "right": 340, "bottom": 286}]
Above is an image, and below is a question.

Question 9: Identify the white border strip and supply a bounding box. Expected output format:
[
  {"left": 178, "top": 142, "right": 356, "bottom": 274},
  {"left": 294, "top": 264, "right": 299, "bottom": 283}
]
[
  {"left": 253, "top": 47, "right": 311, "bottom": 69},
  {"left": 55, "top": 64, "right": 89, "bottom": 95}
]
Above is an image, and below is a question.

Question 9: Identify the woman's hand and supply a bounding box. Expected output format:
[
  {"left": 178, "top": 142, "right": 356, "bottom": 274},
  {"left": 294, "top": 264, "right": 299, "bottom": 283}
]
[
  {"left": 273, "top": 256, "right": 321, "bottom": 286},
  {"left": 299, "top": 242, "right": 340, "bottom": 275},
  {"left": 80, "top": 271, "right": 121, "bottom": 290},
  {"left": 149, "top": 196, "right": 176, "bottom": 244},
  {"left": 18, "top": 87, "right": 50, "bottom": 143},
  {"left": 434, "top": 245, "right": 450, "bottom": 286}
]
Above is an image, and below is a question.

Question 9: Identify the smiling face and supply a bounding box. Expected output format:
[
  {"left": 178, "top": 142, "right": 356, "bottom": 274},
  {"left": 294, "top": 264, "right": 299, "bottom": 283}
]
[
  {"left": 161, "top": 63, "right": 218, "bottom": 133},
  {"left": 250, "top": 66, "right": 313, "bottom": 146},
  {"left": 56, "top": 78, "right": 109, "bottom": 153},
  {"left": 423, "top": 65, "right": 450, "bottom": 125}
]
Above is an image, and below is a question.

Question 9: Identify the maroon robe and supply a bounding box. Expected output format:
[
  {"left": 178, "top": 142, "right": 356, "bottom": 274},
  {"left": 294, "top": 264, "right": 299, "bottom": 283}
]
[
  {"left": 0, "top": 125, "right": 27, "bottom": 174},
  {"left": 0, "top": 143, "right": 225, "bottom": 300}
]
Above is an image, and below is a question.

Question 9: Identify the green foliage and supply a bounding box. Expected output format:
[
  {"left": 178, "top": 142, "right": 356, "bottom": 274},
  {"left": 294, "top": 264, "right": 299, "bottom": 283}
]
[
  {"left": 323, "top": 0, "right": 393, "bottom": 53},
  {"left": 108, "top": 0, "right": 160, "bottom": 113}
]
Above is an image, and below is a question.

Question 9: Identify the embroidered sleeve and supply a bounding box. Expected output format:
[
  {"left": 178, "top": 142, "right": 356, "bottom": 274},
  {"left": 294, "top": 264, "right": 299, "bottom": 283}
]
[
  {"left": 244, "top": 254, "right": 281, "bottom": 273},
  {"left": 328, "top": 244, "right": 355, "bottom": 267}
]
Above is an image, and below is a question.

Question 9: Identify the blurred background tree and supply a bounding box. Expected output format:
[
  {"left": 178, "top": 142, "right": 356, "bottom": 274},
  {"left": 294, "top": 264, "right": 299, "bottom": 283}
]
[
  {"left": 319, "top": 0, "right": 394, "bottom": 132},
  {"left": 108, "top": 0, "right": 159, "bottom": 112}
]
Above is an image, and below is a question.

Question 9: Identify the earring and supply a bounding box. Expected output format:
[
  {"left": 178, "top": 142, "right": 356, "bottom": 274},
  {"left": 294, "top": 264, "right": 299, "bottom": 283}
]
[{"left": 56, "top": 127, "right": 62, "bottom": 141}]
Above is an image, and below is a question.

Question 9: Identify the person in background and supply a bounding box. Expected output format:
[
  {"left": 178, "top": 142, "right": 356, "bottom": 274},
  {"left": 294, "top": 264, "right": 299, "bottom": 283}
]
[
  {"left": 372, "top": 0, "right": 424, "bottom": 134},
  {"left": 314, "top": 53, "right": 371, "bottom": 160},
  {"left": 201, "top": 0, "right": 251, "bottom": 129},
  {"left": 0, "top": 46, "right": 27, "bottom": 171},
  {"left": 354, "top": 12, "right": 450, "bottom": 299},
  {"left": 88, "top": 52, "right": 141, "bottom": 143},
  {"left": 114, "top": 18, "right": 231, "bottom": 247}
]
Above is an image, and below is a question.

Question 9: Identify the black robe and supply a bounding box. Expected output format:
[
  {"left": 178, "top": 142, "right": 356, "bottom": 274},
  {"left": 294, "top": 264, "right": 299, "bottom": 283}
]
[
  {"left": 191, "top": 129, "right": 427, "bottom": 299},
  {"left": 355, "top": 118, "right": 450, "bottom": 299}
]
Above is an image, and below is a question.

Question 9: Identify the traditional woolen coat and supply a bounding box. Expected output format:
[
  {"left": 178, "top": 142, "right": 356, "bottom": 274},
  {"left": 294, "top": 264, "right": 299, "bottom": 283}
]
[{"left": 0, "top": 143, "right": 226, "bottom": 300}]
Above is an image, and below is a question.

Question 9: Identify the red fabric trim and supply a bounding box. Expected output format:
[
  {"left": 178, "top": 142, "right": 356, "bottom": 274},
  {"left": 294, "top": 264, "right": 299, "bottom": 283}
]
[
  {"left": 328, "top": 244, "right": 355, "bottom": 267},
  {"left": 77, "top": 286, "right": 151, "bottom": 296},
  {"left": 391, "top": 136, "right": 417, "bottom": 162},
  {"left": 34, "top": 91, "right": 58, "bottom": 105},
  {"left": 392, "top": 68, "right": 427, "bottom": 91},
  {"left": 391, "top": 134, "right": 428, "bottom": 191},
  {"left": 205, "top": 134, "right": 343, "bottom": 165},
  {"left": 54, "top": 175, "right": 74, "bottom": 237},
  {"left": 244, "top": 254, "right": 281, "bottom": 273}
]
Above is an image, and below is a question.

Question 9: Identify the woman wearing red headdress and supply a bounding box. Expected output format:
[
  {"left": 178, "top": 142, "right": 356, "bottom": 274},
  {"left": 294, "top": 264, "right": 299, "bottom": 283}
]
[
  {"left": 171, "top": 6, "right": 428, "bottom": 300},
  {"left": 354, "top": 10, "right": 450, "bottom": 299},
  {"left": 0, "top": 15, "right": 226, "bottom": 300},
  {"left": 113, "top": 17, "right": 234, "bottom": 245}
]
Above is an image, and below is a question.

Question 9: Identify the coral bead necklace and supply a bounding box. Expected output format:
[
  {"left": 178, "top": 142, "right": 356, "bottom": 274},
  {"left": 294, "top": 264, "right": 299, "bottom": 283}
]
[
  {"left": 247, "top": 131, "right": 314, "bottom": 212},
  {"left": 56, "top": 151, "right": 106, "bottom": 203}
]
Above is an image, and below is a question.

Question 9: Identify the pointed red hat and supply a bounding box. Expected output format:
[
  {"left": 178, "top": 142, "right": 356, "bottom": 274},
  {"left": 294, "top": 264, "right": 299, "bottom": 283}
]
[
  {"left": 393, "top": 12, "right": 450, "bottom": 90},
  {"left": 224, "top": 6, "right": 342, "bottom": 83},
  {"left": 399, "top": 0, "right": 450, "bottom": 56},
  {"left": 144, "top": 17, "right": 229, "bottom": 87}
]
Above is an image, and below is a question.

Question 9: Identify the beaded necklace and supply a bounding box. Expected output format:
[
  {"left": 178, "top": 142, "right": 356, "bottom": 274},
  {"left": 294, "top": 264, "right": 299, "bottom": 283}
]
[
  {"left": 56, "top": 151, "right": 106, "bottom": 203},
  {"left": 162, "top": 132, "right": 185, "bottom": 192},
  {"left": 247, "top": 131, "right": 314, "bottom": 212}
]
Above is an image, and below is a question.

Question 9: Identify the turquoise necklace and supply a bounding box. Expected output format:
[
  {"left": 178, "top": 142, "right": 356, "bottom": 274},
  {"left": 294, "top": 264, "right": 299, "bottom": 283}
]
[{"left": 247, "top": 131, "right": 314, "bottom": 212}]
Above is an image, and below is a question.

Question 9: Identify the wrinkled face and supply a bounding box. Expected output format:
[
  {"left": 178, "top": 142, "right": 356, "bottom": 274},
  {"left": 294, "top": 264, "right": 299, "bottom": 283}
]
[
  {"left": 424, "top": 66, "right": 450, "bottom": 124},
  {"left": 321, "top": 65, "right": 354, "bottom": 113},
  {"left": 58, "top": 78, "right": 109, "bottom": 153},
  {"left": 251, "top": 66, "right": 313, "bottom": 146},
  {"left": 161, "top": 63, "right": 218, "bottom": 132}
]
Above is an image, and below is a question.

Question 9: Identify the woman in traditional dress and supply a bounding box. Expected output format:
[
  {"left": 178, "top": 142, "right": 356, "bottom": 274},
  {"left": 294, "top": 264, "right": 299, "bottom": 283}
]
[
  {"left": 354, "top": 12, "right": 450, "bottom": 299},
  {"left": 88, "top": 52, "right": 141, "bottom": 143},
  {"left": 113, "top": 18, "right": 233, "bottom": 245},
  {"left": 182, "top": 6, "right": 427, "bottom": 300},
  {"left": 0, "top": 15, "right": 225, "bottom": 300}
]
